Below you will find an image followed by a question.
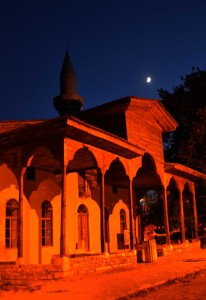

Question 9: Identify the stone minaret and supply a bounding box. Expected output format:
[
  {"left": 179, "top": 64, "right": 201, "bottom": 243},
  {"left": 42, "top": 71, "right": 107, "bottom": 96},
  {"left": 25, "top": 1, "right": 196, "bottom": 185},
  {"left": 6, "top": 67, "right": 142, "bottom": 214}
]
[{"left": 53, "top": 51, "right": 84, "bottom": 115}]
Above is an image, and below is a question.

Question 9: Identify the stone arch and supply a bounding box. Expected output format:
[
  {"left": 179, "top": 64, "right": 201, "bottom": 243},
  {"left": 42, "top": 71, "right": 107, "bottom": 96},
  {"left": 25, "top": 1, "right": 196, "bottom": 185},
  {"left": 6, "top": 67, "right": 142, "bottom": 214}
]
[
  {"left": 141, "top": 152, "right": 157, "bottom": 172},
  {"left": 109, "top": 200, "right": 129, "bottom": 252},
  {"left": 134, "top": 153, "right": 162, "bottom": 190},
  {"left": 105, "top": 158, "right": 129, "bottom": 189},
  {"left": 68, "top": 147, "right": 101, "bottom": 201},
  {"left": 21, "top": 145, "right": 61, "bottom": 201},
  {"left": 111, "top": 200, "right": 129, "bottom": 221},
  {"left": 107, "top": 157, "right": 127, "bottom": 173},
  {"left": 133, "top": 153, "right": 164, "bottom": 244},
  {"left": 183, "top": 181, "right": 192, "bottom": 194},
  {"left": 30, "top": 178, "right": 61, "bottom": 206},
  {"left": 104, "top": 156, "right": 129, "bottom": 175},
  {"left": 0, "top": 164, "right": 19, "bottom": 253},
  {"left": 104, "top": 158, "right": 130, "bottom": 218},
  {"left": 23, "top": 145, "right": 60, "bottom": 172},
  {"left": 0, "top": 164, "right": 19, "bottom": 191},
  {"left": 28, "top": 177, "right": 61, "bottom": 264},
  {"left": 68, "top": 147, "right": 98, "bottom": 172}
]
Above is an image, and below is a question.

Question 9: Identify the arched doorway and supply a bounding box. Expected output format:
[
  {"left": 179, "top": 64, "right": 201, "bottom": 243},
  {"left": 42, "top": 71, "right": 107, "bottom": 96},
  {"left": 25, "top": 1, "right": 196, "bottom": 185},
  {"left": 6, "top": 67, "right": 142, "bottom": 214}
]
[
  {"left": 68, "top": 147, "right": 101, "bottom": 201},
  {"left": 138, "top": 189, "right": 165, "bottom": 243},
  {"left": 134, "top": 153, "right": 164, "bottom": 244},
  {"left": 105, "top": 158, "right": 131, "bottom": 251},
  {"left": 77, "top": 204, "right": 89, "bottom": 251}
]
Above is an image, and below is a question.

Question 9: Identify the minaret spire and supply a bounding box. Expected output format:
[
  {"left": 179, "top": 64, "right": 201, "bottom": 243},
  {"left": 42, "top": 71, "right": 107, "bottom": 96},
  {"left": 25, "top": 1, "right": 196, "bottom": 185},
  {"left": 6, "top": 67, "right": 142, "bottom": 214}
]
[{"left": 53, "top": 50, "right": 84, "bottom": 116}]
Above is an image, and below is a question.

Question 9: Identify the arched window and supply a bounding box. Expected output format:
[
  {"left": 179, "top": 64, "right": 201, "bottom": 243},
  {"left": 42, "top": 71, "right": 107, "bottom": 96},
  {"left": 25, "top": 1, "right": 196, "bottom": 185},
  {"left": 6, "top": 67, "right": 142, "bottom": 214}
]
[
  {"left": 5, "top": 199, "right": 19, "bottom": 248},
  {"left": 77, "top": 204, "right": 89, "bottom": 251},
  {"left": 120, "top": 209, "right": 127, "bottom": 234},
  {"left": 41, "top": 201, "right": 53, "bottom": 246},
  {"left": 77, "top": 204, "right": 88, "bottom": 214}
]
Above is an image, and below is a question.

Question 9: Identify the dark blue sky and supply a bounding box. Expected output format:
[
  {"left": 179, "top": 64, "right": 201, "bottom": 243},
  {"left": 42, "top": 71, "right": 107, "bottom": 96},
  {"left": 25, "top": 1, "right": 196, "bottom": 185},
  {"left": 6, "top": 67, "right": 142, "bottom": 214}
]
[{"left": 1, "top": 1, "right": 206, "bottom": 120}]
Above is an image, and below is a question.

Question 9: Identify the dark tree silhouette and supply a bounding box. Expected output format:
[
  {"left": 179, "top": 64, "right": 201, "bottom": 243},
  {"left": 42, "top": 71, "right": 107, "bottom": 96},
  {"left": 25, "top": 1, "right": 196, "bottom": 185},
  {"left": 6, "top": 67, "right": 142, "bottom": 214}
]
[
  {"left": 158, "top": 67, "right": 206, "bottom": 226},
  {"left": 158, "top": 67, "right": 206, "bottom": 173}
]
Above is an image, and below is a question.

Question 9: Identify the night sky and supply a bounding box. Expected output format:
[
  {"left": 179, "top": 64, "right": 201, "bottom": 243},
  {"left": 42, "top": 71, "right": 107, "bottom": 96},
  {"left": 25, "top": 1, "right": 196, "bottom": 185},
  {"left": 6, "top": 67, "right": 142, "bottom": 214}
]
[{"left": 1, "top": 1, "right": 206, "bottom": 120}]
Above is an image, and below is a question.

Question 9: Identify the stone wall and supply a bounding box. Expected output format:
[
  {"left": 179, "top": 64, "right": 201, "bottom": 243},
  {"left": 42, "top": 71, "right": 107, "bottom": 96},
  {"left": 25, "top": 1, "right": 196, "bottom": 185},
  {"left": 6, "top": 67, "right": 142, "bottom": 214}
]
[
  {"left": 157, "top": 240, "right": 198, "bottom": 256},
  {"left": 0, "top": 251, "right": 137, "bottom": 286},
  {"left": 136, "top": 240, "right": 199, "bottom": 262},
  {"left": 69, "top": 251, "right": 137, "bottom": 275},
  {"left": 0, "top": 264, "right": 63, "bottom": 286},
  {"left": 0, "top": 243, "right": 199, "bottom": 286}
]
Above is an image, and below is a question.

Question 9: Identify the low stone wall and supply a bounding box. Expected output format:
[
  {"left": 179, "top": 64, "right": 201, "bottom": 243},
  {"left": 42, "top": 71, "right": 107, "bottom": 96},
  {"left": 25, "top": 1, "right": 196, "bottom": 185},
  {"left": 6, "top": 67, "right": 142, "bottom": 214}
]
[
  {"left": 0, "top": 264, "right": 63, "bottom": 286},
  {"left": 136, "top": 240, "right": 200, "bottom": 262},
  {"left": 157, "top": 240, "right": 199, "bottom": 256},
  {"left": 68, "top": 251, "right": 137, "bottom": 275},
  {"left": 0, "top": 251, "right": 137, "bottom": 285}
]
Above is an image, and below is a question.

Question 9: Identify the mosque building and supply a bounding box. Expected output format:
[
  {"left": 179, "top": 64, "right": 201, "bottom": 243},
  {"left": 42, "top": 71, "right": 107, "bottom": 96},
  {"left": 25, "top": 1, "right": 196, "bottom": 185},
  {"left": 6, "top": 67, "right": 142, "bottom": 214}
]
[{"left": 0, "top": 51, "right": 205, "bottom": 270}]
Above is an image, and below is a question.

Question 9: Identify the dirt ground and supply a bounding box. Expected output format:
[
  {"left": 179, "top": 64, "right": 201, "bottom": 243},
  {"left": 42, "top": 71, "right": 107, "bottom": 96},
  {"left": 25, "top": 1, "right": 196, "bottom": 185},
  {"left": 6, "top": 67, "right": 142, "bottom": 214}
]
[
  {"left": 1, "top": 269, "right": 206, "bottom": 300},
  {"left": 126, "top": 269, "right": 206, "bottom": 300}
]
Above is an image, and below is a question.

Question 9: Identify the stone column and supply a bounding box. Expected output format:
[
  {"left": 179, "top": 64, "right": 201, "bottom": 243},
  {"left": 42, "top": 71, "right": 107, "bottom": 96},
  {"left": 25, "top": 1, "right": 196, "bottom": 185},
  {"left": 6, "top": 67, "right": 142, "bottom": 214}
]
[
  {"left": 179, "top": 189, "right": 186, "bottom": 243},
  {"left": 163, "top": 187, "right": 170, "bottom": 244},
  {"left": 100, "top": 171, "right": 106, "bottom": 253},
  {"left": 191, "top": 183, "right": 198, "bottom": 239},
  {"left": 60, "top": 139, "right": 67, "bottom": 257},
  {"left": 17, "top": 169, "right": 24, "bottom": 263},
  {"left": 129, "top": 179, "right": 134, "bottom": 249}
]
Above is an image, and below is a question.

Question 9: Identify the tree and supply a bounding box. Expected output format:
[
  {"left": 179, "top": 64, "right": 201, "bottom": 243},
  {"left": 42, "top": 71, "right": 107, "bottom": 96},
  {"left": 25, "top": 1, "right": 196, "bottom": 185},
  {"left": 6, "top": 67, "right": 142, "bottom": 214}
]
[
  {"left": 158, "top": 67, "right": 206, "bottom": 173},
  {"left": 158, "top": 67, "right": 206, "bottom": 226}
]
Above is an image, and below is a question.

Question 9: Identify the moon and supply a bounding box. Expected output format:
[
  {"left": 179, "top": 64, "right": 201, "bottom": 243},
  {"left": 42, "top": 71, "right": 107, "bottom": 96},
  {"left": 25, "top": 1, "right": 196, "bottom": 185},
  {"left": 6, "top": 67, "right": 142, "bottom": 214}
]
[{"left": 146, "top": 76, "right": 152, "bottom": 83}]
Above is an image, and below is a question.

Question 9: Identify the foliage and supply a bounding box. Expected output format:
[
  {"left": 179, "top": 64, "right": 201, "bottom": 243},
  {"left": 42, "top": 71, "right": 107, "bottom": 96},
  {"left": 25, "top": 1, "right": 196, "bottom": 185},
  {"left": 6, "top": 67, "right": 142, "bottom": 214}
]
[
  {"left": 158, "top": 67, "right": 206, "bottom": 173},
  {"left": 159, "top": 67, "right": 206, "bottom": 224}
]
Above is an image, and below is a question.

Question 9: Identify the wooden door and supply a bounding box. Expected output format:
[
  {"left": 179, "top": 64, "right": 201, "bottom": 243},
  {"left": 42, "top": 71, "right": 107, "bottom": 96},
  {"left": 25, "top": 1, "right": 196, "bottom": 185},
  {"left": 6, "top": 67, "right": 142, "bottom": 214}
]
[{"left": 78, "top": 205, "right": 89, "bottom": 251}]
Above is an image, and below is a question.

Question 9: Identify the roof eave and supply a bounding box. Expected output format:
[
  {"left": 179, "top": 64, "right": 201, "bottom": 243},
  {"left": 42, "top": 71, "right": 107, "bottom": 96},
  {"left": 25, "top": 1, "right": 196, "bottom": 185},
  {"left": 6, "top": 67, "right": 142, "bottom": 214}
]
[
  {"left": 164, "top": 162, "right": 206, "bottom": 181},
  {"left": 66, "top": 117, "right": 144, "bottom": 159}
]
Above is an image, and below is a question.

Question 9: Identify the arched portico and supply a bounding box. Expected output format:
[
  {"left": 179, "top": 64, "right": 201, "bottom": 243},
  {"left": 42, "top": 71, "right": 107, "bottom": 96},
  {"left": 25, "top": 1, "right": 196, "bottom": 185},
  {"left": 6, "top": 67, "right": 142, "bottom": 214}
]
[
  {"left": 165, "top": 172, "right": 200, "bottom": 244},
  {"left": 104, "top": 158, "right": 133, "bottom": 251},
  {"left": 65, "top": 146, "right": 101, "bottom": 254},
  {"left": 132, "top": 153, "right": 165, "bottom": 244}
]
